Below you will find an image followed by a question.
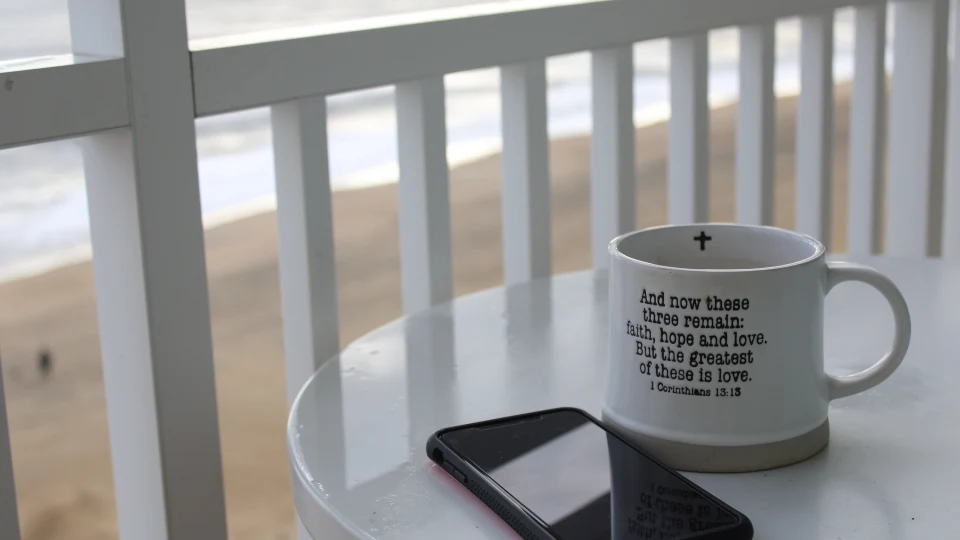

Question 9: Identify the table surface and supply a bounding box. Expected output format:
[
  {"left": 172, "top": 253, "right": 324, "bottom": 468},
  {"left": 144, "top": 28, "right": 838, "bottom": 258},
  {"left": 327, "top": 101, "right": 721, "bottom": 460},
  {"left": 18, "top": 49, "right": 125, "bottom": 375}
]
[{"left": 289, "top": 256, "right": 960, "bottom": 540}]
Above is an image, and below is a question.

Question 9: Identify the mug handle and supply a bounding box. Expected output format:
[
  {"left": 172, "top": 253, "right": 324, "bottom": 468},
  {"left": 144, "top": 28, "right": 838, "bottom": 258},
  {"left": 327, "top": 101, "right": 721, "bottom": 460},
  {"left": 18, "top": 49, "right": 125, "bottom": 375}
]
[{"left": 825, "top": 261, "right": 912, "bottom": 400}]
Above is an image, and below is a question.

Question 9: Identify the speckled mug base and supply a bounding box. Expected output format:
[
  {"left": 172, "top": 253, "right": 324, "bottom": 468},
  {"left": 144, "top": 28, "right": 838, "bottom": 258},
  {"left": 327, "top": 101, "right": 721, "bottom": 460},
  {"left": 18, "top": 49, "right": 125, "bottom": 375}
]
[{"left": 602, "top": 413, "right": 830, "bottom": 473}]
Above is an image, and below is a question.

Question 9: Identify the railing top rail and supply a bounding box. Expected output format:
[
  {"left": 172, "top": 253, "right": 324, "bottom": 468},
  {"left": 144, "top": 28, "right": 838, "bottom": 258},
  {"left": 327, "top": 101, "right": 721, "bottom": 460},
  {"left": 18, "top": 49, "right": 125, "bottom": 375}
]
[
  {"left": 0, "top": 56, "right": 128, "bottom": 149},
  {"left": 191, "top": 0, "right": 883, "bottom": 116},
  {"left": 1, "top": 0, "right": 886, "bottom": 148}
]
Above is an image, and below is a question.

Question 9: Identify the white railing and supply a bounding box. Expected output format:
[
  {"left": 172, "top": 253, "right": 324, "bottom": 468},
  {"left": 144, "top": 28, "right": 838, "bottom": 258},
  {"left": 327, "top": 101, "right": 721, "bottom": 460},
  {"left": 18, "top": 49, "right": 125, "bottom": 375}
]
[{"left": 1, "top": 0, "right": 958, "bottom": 538}]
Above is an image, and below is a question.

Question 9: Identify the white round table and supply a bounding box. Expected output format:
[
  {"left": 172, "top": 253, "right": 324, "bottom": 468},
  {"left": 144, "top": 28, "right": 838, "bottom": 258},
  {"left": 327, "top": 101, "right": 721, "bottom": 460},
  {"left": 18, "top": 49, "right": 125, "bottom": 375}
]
[{"left": 289, "top": 256, "right": 960, "bottom": 539}]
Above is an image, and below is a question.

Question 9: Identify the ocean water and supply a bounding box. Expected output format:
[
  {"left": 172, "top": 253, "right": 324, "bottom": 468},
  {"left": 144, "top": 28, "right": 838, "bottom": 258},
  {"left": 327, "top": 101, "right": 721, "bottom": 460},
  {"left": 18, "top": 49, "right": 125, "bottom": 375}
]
[{"left": 0, "top": 0, "right": 860, "bottom": 282}]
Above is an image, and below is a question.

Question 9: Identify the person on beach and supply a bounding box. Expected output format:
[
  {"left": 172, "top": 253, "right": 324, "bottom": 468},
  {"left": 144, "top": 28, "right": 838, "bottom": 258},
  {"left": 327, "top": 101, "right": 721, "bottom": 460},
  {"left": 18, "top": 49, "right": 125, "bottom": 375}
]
[{"left": 37, "top": 348, "right": 52, "bottom": 378}]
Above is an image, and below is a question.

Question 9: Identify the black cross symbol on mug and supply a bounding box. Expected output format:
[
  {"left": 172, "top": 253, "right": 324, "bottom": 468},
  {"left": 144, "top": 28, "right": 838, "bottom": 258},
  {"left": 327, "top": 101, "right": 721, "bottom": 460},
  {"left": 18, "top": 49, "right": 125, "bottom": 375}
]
[{"left": 694, "top": 231, "right": 712, "bottom": 251}]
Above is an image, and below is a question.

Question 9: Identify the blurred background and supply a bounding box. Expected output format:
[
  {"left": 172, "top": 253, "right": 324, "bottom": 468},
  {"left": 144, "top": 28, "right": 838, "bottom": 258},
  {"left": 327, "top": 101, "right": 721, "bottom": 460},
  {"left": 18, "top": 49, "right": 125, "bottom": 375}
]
[
  {"left": 0, "top": 0, "right": 859, "bottom": 282},
  {"left": 0, "top": 1, "right": 865, "bottom": 539}
]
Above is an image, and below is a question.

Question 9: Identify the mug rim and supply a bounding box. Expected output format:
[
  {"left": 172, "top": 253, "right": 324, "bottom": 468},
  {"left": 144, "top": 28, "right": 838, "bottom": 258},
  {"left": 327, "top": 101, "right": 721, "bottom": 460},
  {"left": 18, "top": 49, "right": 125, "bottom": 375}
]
[{"left": 608, "top": 223, "right": 825, "bottom": 273}]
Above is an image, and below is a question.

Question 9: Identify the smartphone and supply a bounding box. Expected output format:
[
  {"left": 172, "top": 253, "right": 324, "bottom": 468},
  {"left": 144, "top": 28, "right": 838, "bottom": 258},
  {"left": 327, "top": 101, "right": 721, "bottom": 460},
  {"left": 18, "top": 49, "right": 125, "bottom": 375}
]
[{"left": 426, "top": 408, "right": 752, "bottom": 540}]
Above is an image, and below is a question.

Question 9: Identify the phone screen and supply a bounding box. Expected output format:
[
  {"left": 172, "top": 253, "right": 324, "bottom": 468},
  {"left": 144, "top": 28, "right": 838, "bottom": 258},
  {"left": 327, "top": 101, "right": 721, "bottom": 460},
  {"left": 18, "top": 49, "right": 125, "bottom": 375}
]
[{"left": 440, "top": 410, "right": 738, "bottom": 540}]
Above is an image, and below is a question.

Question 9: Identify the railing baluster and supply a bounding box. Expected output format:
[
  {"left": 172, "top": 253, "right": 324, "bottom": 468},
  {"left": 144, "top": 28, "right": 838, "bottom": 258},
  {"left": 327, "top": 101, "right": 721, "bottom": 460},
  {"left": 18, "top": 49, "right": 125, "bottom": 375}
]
[
  {"left": 669, "top": 34, "right": 710, "bottom": 224},
  {"left": 736, "top": 23, "right": 776, "bottom": 226},
  {"left": 396, "top": 77, "right": 454, "bottom": 314},
  {"left": 887, "top": 0, "right": 950, "bottom": 256},
  {"left": 591, "top": 47, "right": 636, "bottom": 269},
  {"left": 69, "top": 0, "right": 227, "bottom": 538},
  {"left": 796, "top": 13, "right": 835, "bottom": 247},
  {"left": 271, "top": 96, "right": 340, "bottom": 540},
  {"left": 271, "top": 97, "right": 340, "bottom": 404},
  {"left": 847, "top": 5, "right": 887, "bottom": 255},
  {"left": 500, "top": 60, "right": 552, "bottom": 285},
  {"left": 941, "top": 0, "right": 960, "bottom": 256},
  {"left": 0, "top": 358, "right": 19, "bottom": 540}
]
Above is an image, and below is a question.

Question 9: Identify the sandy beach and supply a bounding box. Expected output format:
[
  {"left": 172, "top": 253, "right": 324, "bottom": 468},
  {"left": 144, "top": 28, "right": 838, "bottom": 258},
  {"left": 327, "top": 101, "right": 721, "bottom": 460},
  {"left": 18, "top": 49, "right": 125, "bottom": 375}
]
[{"left": 0, "top": 86, "right": 856, "bottom": 539}]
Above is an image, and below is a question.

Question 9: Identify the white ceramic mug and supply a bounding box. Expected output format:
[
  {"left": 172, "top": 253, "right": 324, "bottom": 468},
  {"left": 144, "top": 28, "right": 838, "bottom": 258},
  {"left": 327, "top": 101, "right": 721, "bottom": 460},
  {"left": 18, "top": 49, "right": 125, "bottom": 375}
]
[{"left": 603, "top": 224, "right": 911, "bottom": 472}]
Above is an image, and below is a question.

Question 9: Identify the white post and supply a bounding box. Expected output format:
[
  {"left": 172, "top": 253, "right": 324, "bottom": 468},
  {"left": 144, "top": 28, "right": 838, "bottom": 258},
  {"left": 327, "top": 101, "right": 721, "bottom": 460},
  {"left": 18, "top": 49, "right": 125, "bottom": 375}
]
[
  {"left": 500, "top": 60, "right": 552, "bottom": 285},
  {"left": 847, "top": 5, "right": 887, "bottom": 255},
  {"left": 271, "top": 92, "right": 341, "bottom": 540},
  {"left": 669, "top": 34, "right": 710, "bottom": 224},
  {"left": 69, "top": 0, "right": 228, "bottom": 538},
  {"left": 886, "top": 0, "right": 950, "bottom": 256},
  {"left": 590, "top": 47, "right": 636, "bottom": 269},
  {"left": 736, "top": 23, "right": 776, "bottom": 226},
  {"left": 0, "top": 355, "right": 19, "bottom": 540},
  {"left": 795, "top": 12, "right": 835, "bottom": 248},
  {"left": 396, "top": 78, "right": 454, "bottom": 315},
  {"left": 941, "top": 0, "right": 960, "bottom": 256},
  {"left": 271, "top": 97, "right": 341, "bottom": 407}
]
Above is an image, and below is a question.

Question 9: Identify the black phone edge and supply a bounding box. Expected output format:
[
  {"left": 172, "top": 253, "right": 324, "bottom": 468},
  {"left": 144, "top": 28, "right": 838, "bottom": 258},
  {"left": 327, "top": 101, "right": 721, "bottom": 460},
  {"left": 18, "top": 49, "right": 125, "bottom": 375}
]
[{"left": 425, "top": 407, "right": 754, "bottom": 540}]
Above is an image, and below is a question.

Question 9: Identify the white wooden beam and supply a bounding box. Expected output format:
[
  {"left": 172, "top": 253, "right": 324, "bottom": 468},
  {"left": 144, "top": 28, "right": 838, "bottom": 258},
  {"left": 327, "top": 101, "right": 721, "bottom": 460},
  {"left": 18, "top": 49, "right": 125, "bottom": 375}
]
[
  {"left": 0, "top": 58, "right": 128, "bottom": 149},
  {"left": 0, "top": 355, "right": 19, "bottom": 540},
  {"left": 191, "top": 0, "right": 886, "bottom": 116},
  {"left": 500, "top": 60, "right": 551, "bottom": 285},
  {"left": 886, "top": 0, "right": 950, "bottom": 256},
  {"left": 70, "top": 0, "right": 227, "bottom": 538},
  {"left": 590, "top": 46, "right": 636, "bottom": 269},
  {"left": 795, "top": 12, "right": 835, "bottom": 247},
  {"left": 736, "top": 23, "right": 776, "bottom": 226},
  {"left": 396, "top": 78, "right": 453, "bottom": 315},
  {"left": 272, "top": 96, "right": 341, "bottom": 540},
  {"left": 669, "top": 33, "right": 710, "bottom": 224},
  {"left": 847, "top": 4, "right": 887, "bottom": 255},
  {"left": 271, "top": 97, "right": 340, "bottom": 405}
]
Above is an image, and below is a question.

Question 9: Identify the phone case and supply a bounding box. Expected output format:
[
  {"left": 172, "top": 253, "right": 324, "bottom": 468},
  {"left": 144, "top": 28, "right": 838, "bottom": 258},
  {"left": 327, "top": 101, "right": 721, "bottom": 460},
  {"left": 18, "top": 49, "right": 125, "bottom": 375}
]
[{"left": 426, "top": 407, "right": 753, "bottom": 540}]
